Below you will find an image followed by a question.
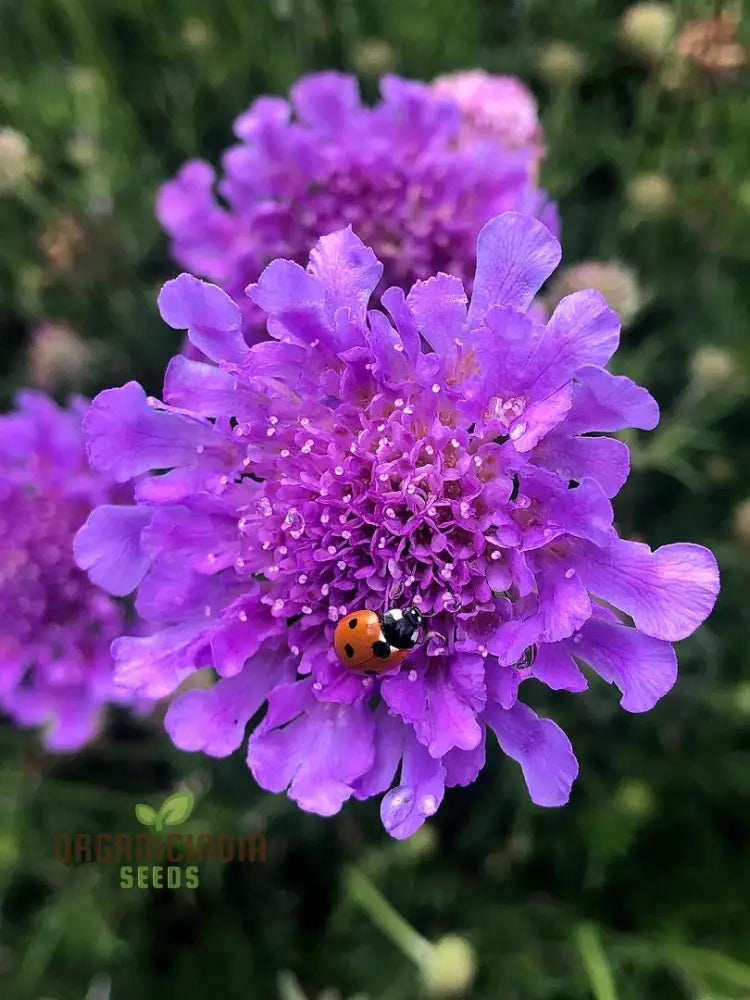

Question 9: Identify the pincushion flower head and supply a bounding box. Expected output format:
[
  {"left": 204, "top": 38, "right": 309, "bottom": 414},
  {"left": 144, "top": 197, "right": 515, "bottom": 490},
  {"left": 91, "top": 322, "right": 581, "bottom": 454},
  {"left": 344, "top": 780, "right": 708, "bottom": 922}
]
[
  {"left": 78, "top": 213, "right": 719, "bottom": 837},
  {"left": 0, "top": 392, "right": 140, "bottom": 750},
  {"left": 157, "top": 71, "right": 555, "bottom": 345},
  {"left": 431, "top": 70, "right": 544, "bottom": 158}
]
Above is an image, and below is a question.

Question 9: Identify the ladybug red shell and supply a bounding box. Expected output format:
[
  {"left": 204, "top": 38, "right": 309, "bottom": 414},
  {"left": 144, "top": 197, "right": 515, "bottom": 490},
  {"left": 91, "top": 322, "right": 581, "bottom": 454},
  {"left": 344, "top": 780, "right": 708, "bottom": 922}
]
[{"left": 333, "top": 606, "right": 424, "bottom": 676}]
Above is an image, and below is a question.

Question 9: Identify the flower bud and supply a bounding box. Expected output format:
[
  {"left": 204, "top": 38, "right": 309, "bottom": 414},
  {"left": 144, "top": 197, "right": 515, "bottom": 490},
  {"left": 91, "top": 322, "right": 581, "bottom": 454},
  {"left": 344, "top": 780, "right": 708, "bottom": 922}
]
[
  {"left": 614, "top": 779, "right": 654, "bottom": 819},
  {"left": 690, "top": 346, "right": 736, "bottom": 389},
  {"left": 732, "top": 498, "right": 750, "bottom": 544},
  {"left": 352, "top": 37, "right": 397, "bottom": 78},
  {"left": 537, "top": 41, "right": 586, "bottom": 84},
  {"left": 181, "top": 18, "right": 213, "bottom": 51},
  {"left": 546, "top": 261, "right": 641, "bottom": 327},
  {"left": 619, "top": 3, "right": 675, "bottom": 63},
  {"left": 27, "top": 321, "right": 93, "bottom": 392},
  {"left": 626, "top": 171, "right": 675, "bottom": 216},
  {"left": 0, "top": 127, "right": 39, "bottom": 193},
  {"left": 393, "top": 824, "right": 437, "bottom": 861},
  {"left": 421, "top": 935, "right": 477, "bottom": 996}
]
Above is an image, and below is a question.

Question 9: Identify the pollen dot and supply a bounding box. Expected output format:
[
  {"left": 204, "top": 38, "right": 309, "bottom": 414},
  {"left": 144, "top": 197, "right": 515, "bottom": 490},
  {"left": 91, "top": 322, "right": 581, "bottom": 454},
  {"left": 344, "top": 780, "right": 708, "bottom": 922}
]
[
  {"left": 302, "top": 605, "right": 313, "bottom": 615},
  {"left": 408, "top": 670, "right": 417, "bottom": 681},
  {"left": 335, "top": 466, "right": 344, "bottom": 475},
  {"left": 491, "top": 551, "right": 501, "bottom": 561},
  {"left": 196, "top": 445, "right": 204, "bottom": 454},
  {"left": 239, "top": 611, "right": 248, "bottom": 622},
  {"left": 312, "top": 681, "right": 322, "bottom": 691},
  {"left": 266, "top": 427, "right": 276, "bottom": 437},
  {"left": 328, "top": 544, "right": 337, "bottom": 554},
  {"left": 337, "top": 560, "right": 347, "bottom": 570},
  {"left": 394, "top": 398, "right": 404, "bottom": 408},
  {"left": 298, "top": 574, "right": 308, "bottom": 584},
  {"left": 451, "top": 438, "right": 460, "bottom": 448},
  {"left": 269, "top": 415, "right": 278, "bottom": 425},
  {"left": 565, "top": 568, "right": 576, "bottom": 579},
  {"left": 281, "top": 449, "right": 290, "bottom": 458},
  {"left": 431, "top": 383, "right": 440, "bottom": 393},
  {"left": 321, "top": 584, "right": 330, "bottom": 596}
]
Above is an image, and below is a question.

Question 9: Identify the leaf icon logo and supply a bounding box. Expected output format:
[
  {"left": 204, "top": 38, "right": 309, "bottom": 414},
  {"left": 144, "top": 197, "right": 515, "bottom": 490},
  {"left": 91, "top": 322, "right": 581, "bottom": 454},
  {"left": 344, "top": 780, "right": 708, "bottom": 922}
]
[{"left": 134, "top": 791, "right": 195, "bottom": 832}]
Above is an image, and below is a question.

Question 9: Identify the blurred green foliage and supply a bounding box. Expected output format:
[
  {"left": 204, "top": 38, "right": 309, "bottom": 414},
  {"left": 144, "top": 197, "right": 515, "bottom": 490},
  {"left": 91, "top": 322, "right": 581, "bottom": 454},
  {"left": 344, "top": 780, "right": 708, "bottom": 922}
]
[{"left": 1, "top": 1, "right": 750, "bottom": 998}]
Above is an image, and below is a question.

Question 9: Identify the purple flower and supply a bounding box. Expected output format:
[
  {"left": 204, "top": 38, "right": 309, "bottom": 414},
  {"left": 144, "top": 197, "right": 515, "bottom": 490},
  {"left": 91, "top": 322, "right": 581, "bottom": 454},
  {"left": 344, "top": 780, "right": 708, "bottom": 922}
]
[
  {"left": 156, "top": 71, "right": 555, "bottom": 347},
  {"left": 78, "top": 213, "right": 719, "bottom": 837},
  {"left": 431, "top": 70, "right": 544, "bottom": 157},
  {"left": 0, "top": 392, "right": 146, "bottom": 750}
]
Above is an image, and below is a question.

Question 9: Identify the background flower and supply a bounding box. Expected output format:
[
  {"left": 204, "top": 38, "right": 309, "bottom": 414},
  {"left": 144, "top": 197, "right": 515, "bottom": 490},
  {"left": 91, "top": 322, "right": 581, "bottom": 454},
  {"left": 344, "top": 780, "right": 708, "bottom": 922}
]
[
  {"left": 157, "top": 71, "right": 556, "bottom": 344},
  {"left": 78, "top": 213, "right": 718, "bottom": 837},
  {"left": 0, "top": 391, "right": 143, "bottom": 750}
]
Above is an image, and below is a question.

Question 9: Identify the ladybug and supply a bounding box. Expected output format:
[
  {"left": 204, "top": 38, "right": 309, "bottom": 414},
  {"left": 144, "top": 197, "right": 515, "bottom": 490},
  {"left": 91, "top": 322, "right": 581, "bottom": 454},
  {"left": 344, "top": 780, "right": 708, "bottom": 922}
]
[{"left": 334, "top": 606, "right": 424, "bottom": 676}]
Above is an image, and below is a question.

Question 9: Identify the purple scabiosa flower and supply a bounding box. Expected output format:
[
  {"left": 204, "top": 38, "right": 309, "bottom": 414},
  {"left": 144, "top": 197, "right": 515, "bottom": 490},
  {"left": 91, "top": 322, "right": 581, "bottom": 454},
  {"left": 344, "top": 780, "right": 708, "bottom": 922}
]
[
  {"left": 78, "top": 213, "right": 719, "bottom": 837},
  {"left": 156, "top": 71, "right": 555, "bottom": 347},
  {"left": 431, "top": 70, "right": 544, "bottom": 158},
  {"left": 0, "top": 392, "right": 146, "bottom": 751}
]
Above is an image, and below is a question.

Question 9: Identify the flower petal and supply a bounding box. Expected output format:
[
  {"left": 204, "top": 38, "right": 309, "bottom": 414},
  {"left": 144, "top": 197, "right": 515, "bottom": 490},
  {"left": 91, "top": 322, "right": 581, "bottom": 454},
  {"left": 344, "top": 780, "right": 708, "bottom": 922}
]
[
  {"left": 380, "top": 730, "right": 446, "bottom": 839},
  {"left": 485, "top": 700, "right": 578, "bottom": 807},
  {"left": 468, "top": 212, "right": 561, "bottom": 327},
  {"left": 572, "top": 617, "right": 677, "bottom": 712},
  {"left": 158, "top": 273, "right": 248, "bottom": 365},
  {"left": 566, "top": 365, "right": 659, "bottom": 434},
  {"left": 84, "top": 382, "right": 213, "bottom": 482},
  {"left": 574, "top": 539, "right": 720, "bottom": 641},
  {"left": 165, "top": 651, "right": 287, "bottom": 756},
  {"left": 247, "top": 679, "right": 375, "bottom": 817},
  {"left": 112, "top": 623, "right": 209, "bottom": 699},
  {"left": 74, "top": 505, "right": 153, "bottom": 597}
]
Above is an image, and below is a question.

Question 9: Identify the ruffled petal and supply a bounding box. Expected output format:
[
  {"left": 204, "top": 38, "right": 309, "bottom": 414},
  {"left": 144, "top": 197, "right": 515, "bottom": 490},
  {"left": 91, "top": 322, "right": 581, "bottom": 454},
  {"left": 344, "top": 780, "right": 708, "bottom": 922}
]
[
  {"left": 74, "top": 505, "right": 152, "bottom": 597},
  {"left": 247, "top": 678, "right": 375, "bottom": 817},
  {"left": 84, "top": 382, "right": 213, "bottom": 482},
  {"left": 572, "top": 617, "right": 677, "bottom": 712},
  {"left": 380, "top": 729, "right": 446, "bottom": 839},
  {"left": 574, "top": 539, "right": 720, "bottom": 641},
  {"left": 158, "top": 273, "right": 248, "bottom": 365},
  {"left": 468, "top": 213, "right": 561, "bottom": 327},
  {"left": 485, "top": 700, "right": 578, "bottom": 807}
]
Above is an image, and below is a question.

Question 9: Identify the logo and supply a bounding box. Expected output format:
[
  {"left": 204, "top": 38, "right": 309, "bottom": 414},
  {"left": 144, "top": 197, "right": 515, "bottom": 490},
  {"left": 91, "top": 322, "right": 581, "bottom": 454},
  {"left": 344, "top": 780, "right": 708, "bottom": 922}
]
[{"left": 52, "top": 789, "right": 267, "bottom": 889}]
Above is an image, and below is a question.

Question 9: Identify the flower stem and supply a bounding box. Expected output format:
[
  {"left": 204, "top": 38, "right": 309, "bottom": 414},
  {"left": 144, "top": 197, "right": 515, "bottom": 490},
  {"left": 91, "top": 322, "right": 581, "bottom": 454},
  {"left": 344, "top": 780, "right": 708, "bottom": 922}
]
[
  {"left": 345, "top": 866, "right": 433, "bottom": 967},
  {"left": 575, "top": 923, "right": 618, "bottom": 1000}
]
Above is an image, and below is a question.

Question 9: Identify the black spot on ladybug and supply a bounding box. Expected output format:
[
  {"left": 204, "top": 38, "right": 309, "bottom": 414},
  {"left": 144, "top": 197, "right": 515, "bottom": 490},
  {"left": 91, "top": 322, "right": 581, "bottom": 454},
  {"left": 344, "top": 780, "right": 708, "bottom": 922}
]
[
  {"left": 344, "top": 643, "right": 355, "bottom": 659},
  {"left": 348, "top": 618, "right": 358, "bottom": 629},
  {"left": 372, "top": 640, "right": 391, "bottom": 659}
]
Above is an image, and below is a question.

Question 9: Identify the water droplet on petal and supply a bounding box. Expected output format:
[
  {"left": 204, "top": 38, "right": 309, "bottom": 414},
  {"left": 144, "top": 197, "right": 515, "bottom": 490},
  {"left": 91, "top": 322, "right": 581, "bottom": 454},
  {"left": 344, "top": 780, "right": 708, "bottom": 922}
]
[{"left": 421, "top": 795, "right": 437, "bottom": 815}]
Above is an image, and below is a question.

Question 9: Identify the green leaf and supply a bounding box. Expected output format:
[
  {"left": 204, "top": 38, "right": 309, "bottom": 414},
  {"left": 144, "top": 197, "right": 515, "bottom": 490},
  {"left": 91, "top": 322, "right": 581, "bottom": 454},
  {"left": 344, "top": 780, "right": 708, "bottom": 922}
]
[
  {"left": 157, "top": 791, "right": 195, "bottom": 827},
  {"left": 134, "top": 803, "right": 157, "bottom": 827}
]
